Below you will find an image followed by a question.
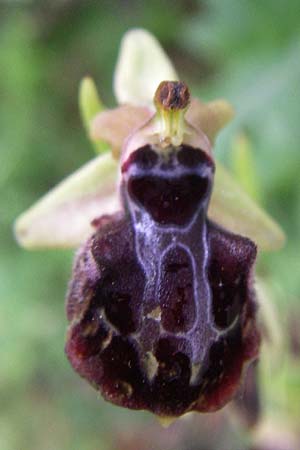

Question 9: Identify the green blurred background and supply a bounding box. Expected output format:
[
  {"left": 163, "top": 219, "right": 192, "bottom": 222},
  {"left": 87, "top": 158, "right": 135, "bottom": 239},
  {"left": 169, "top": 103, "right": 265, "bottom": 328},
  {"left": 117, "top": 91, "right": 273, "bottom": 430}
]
[{"left": 1, "top": 1, "right": 300, "bottom": 449}]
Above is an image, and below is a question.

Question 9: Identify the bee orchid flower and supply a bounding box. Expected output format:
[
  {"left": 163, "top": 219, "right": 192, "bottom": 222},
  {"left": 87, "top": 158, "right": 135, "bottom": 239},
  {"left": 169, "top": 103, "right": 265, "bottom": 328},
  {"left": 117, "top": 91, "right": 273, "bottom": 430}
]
[{"left": 14, "top": 29, "right": 285, "bottom": 420}]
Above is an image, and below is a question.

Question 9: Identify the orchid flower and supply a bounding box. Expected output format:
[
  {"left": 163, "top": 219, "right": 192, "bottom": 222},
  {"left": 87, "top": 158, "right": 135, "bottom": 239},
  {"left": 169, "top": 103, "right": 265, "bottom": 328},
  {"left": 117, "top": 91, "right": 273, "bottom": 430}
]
[{"left": 14, "top": 29, "right": 285, "bottom": 420}]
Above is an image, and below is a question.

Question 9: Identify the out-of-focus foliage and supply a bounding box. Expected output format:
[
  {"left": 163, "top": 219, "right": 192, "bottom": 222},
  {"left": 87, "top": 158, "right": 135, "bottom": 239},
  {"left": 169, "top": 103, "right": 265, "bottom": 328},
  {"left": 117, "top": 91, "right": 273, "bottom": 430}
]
[{"left": 1, "top": 1, "right": 300, "bottom": 449}]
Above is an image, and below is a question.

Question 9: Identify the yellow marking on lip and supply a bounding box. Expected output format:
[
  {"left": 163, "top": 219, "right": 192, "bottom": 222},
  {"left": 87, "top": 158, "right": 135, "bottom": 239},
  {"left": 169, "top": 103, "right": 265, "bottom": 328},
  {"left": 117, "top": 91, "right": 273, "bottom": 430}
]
[
  {"left": 142, "top": 351, "right": 159, "bottom": 381},
  {"left": 147, "top": 306, "right": 162, "bottom": 320},
  {"left": 101, "top": 329, "right": 113, "bottom": 350},
  {"left": 190, "top": 362, "right": 201, "bottom": 385}
]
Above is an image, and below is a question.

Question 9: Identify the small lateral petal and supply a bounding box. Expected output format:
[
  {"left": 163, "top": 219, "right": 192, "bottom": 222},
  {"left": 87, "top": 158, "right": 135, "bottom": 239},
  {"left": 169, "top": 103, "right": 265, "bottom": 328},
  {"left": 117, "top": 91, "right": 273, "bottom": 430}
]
[
  {"left": 209, "top": 161, "right": 285, "bottom": 251},
  {"left": 186, "top": 98, "right": 234, "bottom": 143},
  {"left": 114, "top": 28, "right": 178, "bottom": 106},
  {"left": 14, "top": 153, "right": 119, "bottom": 249},
  {"left": 90, "top": 105, "right": 153, "bottom": 158}
]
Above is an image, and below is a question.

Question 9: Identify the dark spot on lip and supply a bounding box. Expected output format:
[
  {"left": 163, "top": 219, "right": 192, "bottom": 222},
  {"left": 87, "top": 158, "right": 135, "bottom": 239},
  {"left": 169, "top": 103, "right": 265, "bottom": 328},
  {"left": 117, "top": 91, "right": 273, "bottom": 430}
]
[
  {"left": 122, "top": 145, "right": 158, "bottom": 174},
  {"left": 208, "top": 223, "right": 257, "bottom": 330},
  {"left": 128, "top": 173, "right": 209, "bottom": 225},
  {"left": 159, "top": 246, "right": 195, "bottom": 333},
  {"left": 177, "top": 146, "right": 212, "bottom": 168}
]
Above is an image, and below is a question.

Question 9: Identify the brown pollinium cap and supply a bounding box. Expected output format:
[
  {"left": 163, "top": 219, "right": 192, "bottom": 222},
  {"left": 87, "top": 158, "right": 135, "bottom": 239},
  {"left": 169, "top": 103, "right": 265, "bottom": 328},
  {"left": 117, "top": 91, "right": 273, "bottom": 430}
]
[{"left": 154, "top": 81, "right": 190, "bottom": 111}]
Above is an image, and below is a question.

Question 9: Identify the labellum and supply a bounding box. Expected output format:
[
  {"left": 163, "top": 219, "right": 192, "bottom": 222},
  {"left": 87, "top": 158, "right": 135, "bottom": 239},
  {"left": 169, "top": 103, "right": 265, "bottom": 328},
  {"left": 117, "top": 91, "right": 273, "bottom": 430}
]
[
  {"left": 14, "top": 29, "right": 285, "bottom": 420},
  {"left": 66, "top": 80, "right": 260, "bottom": 418}
]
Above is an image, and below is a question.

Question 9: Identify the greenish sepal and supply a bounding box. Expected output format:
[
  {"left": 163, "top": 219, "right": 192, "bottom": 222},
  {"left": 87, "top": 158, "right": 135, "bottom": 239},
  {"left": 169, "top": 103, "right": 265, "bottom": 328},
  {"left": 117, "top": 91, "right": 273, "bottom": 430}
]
[{"left": 79, "top": 77, "right": 110, "bottom": 154}]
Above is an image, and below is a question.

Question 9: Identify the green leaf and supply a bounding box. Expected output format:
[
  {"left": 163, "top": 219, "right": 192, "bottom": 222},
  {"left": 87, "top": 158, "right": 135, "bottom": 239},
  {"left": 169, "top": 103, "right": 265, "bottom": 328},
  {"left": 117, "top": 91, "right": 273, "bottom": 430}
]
[
  {"left": 209, "top": 161, "right": 285, "bottom": 251},
  {"left": 14, "top": 153, "right": 119, "bottom": 249},
  {"left": 114, "top": 28, "right": 178, "bottom": 107}
]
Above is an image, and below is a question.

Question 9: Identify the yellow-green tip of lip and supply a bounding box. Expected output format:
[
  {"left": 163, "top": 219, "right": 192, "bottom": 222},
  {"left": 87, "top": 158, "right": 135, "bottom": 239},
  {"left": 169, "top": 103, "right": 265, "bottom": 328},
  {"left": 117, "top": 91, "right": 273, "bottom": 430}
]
[{"left": 157, "top": 415, "right": 178, "bottom": 427}]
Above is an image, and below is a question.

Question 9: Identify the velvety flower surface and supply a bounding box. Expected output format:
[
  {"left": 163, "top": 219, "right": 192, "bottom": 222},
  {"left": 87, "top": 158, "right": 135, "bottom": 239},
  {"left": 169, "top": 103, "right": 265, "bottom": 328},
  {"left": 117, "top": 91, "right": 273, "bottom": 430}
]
[{"left": 65, "top": 137, "right": 260, "bottom": 417}]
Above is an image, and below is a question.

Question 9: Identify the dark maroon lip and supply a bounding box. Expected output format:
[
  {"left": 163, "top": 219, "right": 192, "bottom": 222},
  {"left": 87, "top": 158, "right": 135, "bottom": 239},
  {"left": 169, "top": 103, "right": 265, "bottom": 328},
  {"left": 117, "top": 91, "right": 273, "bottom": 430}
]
[
  {"left": 65, "top": 120, "right": 259, "bottom": 418},
  {"left": 65, "top": 213, "right": 259, "bottom": 417},
  {"left": 66, "top": 136, "right": 260, "bottom": 417}
]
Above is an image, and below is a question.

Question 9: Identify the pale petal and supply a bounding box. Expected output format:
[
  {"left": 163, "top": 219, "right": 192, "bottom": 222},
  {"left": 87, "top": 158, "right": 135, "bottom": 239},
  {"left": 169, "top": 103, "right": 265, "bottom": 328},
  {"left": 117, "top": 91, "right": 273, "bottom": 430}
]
[
  {"left": 186, "top": 98, "right": 234, "bottom": 143},
  {"left": 90, "top": 105, "right": 153, "bottom": 158},
  {"left": 114, "top": 28, "right": 178, "bottom": 106},
  {"left": 209, "top": 161, "right": 285, "bottom": 251},
  {"left": 14, "top": 153, "right": 119, "bottom": 249}
]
